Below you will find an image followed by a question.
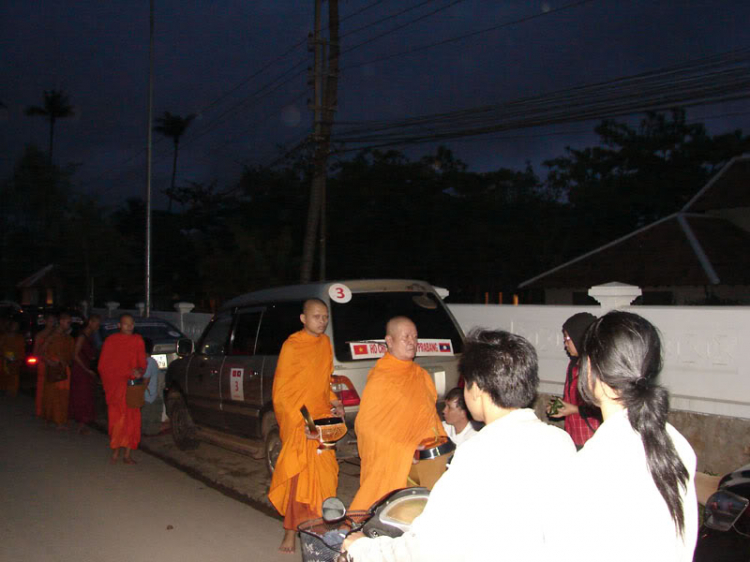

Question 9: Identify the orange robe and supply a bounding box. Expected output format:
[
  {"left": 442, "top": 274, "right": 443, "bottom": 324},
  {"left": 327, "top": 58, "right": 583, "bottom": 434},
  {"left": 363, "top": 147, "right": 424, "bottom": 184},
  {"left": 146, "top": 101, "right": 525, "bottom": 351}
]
[
  {"left": 34, "top": 331, "right": 53, "bottom": 417},
  {"left": 350, "top": 352, "right": 446, "bottom": 510},
  {"left": 0, "top": 333, "right": 25, "bottom": 397},
  {"left": 268, "top": 330, "right": 339, "bottom": 530},
  {"left": 98, "top": 333, "right": 146, "bottom": 450},
  {"left": 41, "top": 332, "right": 75, "bottom": 425}
]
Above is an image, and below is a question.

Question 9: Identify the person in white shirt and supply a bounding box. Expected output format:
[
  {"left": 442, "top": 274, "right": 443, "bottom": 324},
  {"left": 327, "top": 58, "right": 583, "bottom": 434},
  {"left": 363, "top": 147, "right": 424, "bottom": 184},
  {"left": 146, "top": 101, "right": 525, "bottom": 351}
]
[
  {"left": 549, "top": 311, "right": 698, "bottom": 562},
  {"left": 441, "top": 386, "right": 477, "bottom": 447},
  {"left": 342, "top": 329, "right": 575, "bottom": 562}
]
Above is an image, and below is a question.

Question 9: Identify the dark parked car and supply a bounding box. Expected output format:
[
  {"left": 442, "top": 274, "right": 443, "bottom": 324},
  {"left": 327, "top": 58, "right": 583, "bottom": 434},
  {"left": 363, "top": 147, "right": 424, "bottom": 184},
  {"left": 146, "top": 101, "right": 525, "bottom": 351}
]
[
  {"left": 99, "top": 317, "right": 188, "bottom": 374},
  {"left": 694, "top": 463, "right": 750, "bottom": 561}
]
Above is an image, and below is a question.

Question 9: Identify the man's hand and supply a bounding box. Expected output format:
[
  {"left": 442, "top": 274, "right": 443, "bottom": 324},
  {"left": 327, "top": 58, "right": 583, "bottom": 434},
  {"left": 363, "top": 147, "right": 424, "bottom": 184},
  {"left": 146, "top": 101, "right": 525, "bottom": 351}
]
[
  {"left": 341, "top": 531, "right": 365, "bottom": 555},
  {"left": 131, "top": 368, "right": 144, "bottom": 379},
  {"left": 304, "top": 424, "right": 322, "bottom": 441},
  {"left": 331, "top": 399, "right": 345, "bottom": 419}
]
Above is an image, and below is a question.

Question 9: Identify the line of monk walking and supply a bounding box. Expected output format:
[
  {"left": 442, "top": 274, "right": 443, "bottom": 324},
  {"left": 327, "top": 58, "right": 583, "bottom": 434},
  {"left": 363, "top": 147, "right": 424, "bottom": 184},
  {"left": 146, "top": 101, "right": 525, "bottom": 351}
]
[
  {"left": 268, "top": 299, "right": 448, "bottom": 553},
  {"left": 3, "top": 310, "right": 147, "bottom": 464}
]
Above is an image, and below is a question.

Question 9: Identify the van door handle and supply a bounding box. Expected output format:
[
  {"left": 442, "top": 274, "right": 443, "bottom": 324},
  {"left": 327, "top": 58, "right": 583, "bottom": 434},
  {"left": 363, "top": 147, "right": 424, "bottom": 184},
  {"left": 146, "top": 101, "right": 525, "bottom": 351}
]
[
  {"left": 248, "top": 370, "right": 258, "bottom": 378},
  {"left": 210, "top": 369, "right": 218, "bottom": 376}
]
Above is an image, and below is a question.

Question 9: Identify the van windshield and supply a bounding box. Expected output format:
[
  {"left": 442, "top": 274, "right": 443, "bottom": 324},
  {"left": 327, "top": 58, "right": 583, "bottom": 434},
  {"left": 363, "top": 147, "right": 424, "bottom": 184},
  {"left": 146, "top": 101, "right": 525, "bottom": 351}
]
[{"left": 330, "top": 292, "right": 463, "bottom": 362}]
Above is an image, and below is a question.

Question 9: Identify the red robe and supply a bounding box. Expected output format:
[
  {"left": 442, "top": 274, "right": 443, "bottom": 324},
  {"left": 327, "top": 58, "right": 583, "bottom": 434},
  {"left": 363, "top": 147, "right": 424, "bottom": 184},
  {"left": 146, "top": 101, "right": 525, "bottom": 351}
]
[{"left": 98, "top": 333, "right": 146, "bottom": 449}]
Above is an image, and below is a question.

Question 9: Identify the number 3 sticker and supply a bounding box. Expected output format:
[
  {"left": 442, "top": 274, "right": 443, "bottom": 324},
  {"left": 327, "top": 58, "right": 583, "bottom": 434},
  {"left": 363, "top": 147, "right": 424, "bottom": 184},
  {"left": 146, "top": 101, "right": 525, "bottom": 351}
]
[{"left": 328, "top": 283, "right": 352, "bottom": 303}]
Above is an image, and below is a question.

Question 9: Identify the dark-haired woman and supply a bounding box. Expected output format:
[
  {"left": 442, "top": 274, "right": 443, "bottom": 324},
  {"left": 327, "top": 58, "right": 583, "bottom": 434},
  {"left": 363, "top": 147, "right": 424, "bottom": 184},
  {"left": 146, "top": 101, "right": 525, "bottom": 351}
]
[{"left": 552, "top": 311, "right": 697, "bottom": 561}]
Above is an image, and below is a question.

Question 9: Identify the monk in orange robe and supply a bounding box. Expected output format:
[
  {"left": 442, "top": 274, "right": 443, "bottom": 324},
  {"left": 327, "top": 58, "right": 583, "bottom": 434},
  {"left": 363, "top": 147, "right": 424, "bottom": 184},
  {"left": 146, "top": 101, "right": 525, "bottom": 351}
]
[
  {"left": 350, "top": 316, "right": 447, "bottom": 511},
  {"left": 98, "top": 313, "right": 146, "bottom": 464},
  {"left": 0, "top": 320, "right": 25, "bottom": 397},
  {"left": 41, "top": 313, "right": 75, "bottom": 427},
  {"left": 268, "top": 299, "right": 343, "bottom": 553},
  {"left": 34, "top": 312, "right": 58, "bottom": 417}
]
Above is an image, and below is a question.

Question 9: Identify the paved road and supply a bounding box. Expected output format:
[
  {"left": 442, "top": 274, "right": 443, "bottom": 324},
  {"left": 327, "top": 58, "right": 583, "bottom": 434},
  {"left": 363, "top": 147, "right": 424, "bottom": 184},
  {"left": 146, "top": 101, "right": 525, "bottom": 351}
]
[{"left": 0, "top": 395, "right": 342, "bottom": 562}]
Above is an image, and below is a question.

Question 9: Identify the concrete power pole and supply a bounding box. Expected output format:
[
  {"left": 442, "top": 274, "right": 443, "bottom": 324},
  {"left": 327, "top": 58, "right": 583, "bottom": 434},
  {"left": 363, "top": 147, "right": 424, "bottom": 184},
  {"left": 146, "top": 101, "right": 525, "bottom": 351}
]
[{"left": 300, "top": 0, "right": 339, "bottom": 283}]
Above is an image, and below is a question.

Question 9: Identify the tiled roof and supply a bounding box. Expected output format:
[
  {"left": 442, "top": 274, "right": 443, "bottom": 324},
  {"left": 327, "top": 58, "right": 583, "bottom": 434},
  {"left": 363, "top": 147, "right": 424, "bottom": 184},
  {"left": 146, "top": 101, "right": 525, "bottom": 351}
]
[{"left": 520, "top": 155, "right": 750, "bottom": 289}]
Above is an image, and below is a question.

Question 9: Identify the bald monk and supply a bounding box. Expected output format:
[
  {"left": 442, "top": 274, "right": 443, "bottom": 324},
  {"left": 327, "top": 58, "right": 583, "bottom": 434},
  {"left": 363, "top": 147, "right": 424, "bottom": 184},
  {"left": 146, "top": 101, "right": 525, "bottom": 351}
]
[
  {"left": 41, "top": 313, "right": 75, "bottom": 428},
  {"left": 350, "top": 316, "right": 447, "bottom": 511},
  {"left": 98, "top": 314, "right": 146, "bottom": 464},
  {"left": 34, "top": 312, "right": 58, "bottom": 417},
  {"left": 268, "top": 298, "right": 344, "bottom": 553}
]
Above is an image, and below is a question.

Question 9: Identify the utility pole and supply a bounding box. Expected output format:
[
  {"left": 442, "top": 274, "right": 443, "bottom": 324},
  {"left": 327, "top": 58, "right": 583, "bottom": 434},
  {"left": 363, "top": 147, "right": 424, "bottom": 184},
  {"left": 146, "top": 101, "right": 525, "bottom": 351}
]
[
  {"left": 144, "top": 0, "right": 155, "bottom": 317},
  {"left": 300, "top": 0, "right": 339, "bottom": 283}
]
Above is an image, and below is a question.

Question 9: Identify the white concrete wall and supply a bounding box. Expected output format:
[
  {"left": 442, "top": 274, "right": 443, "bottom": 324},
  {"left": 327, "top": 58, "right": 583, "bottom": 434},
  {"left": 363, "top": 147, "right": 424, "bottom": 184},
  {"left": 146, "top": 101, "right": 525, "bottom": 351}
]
[
  {"left": 448, "top": 303, "right": 750, "bottom": 420},
  {"left": 96, "top": 296, "right": 750, "bottom": 420}
]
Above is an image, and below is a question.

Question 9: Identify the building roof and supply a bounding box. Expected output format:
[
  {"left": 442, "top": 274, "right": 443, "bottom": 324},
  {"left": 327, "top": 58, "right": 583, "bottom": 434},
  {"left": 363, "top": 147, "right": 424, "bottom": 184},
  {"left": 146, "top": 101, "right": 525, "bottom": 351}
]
[
  {"left": 16, "top": 264, "right": 57, "bottom": 289},
  {"left": 520, "top": 155, "right": 750, "bottom": 289}
]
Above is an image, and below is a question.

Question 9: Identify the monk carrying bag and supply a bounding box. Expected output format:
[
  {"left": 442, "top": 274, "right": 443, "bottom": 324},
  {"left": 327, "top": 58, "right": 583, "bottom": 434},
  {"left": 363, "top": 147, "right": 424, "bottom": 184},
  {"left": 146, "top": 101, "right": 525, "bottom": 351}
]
[
  {"left": 45, "top": 362, "right": 67, "bottom": 383},
  {"left": 126, "top": 379, "right": 146, "bottom": 408}
]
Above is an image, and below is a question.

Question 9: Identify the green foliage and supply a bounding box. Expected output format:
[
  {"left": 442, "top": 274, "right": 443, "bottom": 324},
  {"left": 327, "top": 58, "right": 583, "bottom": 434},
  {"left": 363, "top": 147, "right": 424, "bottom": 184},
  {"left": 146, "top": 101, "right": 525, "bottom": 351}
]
[{"left": 3, "top": 109, "right": 749, "bottom": 308}]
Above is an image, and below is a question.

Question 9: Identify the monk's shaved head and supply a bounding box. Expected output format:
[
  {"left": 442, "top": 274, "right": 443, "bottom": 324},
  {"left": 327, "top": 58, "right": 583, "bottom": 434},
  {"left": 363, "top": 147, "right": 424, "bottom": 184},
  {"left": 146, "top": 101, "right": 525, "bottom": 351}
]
[
  {"left": 385, "top": 316, "right": 418, "bottom": 362},
  {"left": 386, "top": 316, "right": 415, "bottom": 337},
  {"left": 119, "top": 313, "right": 134, "bottom": 323},
  {"left": 303, "top": 298, "right": 327, "bottom": 315}
]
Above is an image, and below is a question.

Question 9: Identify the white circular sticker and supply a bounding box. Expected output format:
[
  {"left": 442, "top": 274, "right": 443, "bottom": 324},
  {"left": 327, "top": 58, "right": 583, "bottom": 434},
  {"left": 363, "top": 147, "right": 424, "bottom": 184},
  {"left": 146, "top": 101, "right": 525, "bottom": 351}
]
[{"left": 328, "top": 283, "right": 352, "bottom": 304}]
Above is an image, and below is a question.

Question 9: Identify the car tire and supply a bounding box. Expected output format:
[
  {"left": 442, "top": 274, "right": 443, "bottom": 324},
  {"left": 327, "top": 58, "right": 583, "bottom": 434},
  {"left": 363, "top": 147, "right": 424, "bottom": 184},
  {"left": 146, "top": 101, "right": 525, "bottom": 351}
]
[
  {"left": 265, "top": 426, "right": 282, "bottom": 476},
  {"left": 166, "top": 392, "right": 199, "bottom": 451}
]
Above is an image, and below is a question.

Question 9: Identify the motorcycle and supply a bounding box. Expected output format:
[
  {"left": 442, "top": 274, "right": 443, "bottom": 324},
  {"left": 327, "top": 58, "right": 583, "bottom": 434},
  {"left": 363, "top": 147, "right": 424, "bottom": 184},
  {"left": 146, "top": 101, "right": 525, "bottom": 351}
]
[
  {"left": 693, "top": 463, "right": 750, "bottom": 561},
  {"left": 297, "top": 487, "right": 430, "bottom": 562}
]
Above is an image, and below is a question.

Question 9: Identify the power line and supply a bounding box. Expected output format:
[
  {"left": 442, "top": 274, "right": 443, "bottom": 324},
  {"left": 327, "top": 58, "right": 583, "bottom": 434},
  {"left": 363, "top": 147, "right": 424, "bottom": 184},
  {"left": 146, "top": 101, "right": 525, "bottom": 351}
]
[{"left": 339, "top": 0, "right": 596, "bottom": 71}]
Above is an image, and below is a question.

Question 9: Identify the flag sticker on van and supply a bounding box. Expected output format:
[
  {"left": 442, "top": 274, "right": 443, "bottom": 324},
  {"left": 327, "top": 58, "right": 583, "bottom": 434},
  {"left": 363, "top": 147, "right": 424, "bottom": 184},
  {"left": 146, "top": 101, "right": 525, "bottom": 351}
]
[
  {"left": 350, "top": 339, "right": 454, "bottom": 359},
  {"left": 230, "top": 368, "right": 244, "bottom": 401}
]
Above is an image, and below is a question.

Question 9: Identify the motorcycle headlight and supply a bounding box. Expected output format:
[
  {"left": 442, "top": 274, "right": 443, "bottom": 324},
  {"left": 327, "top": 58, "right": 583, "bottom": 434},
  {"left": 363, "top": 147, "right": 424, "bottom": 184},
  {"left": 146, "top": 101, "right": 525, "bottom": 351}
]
[{"left": 704, "top": 490, "right": 749, "bottom": 532}]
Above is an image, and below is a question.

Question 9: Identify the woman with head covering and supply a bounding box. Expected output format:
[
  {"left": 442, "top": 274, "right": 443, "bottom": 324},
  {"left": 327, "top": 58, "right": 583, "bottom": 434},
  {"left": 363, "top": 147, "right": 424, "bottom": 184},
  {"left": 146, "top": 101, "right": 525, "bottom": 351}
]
[
  {"left": 547, "top": 312, "right": 601, "bottom": 448},
  {"left": 550, "top": 311, "right": 698, "bottom": 561}
]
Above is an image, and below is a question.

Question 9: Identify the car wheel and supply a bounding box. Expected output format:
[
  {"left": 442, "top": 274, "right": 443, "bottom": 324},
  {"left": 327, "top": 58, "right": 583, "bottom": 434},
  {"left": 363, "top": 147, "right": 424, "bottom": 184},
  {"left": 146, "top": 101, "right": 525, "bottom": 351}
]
[
  {"left": 265, "top": 426, "right": 282, "bottom": 476},
  {"left": 167, "top": 392, "right": 199, "bottom": 451}
]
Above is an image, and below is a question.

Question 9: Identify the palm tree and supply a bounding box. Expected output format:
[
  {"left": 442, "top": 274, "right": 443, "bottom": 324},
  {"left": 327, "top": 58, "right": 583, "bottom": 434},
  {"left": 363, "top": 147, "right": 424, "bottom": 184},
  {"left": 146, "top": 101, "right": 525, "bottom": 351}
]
[
  {"left": 25, "top": 90, "right": 75, "bottom": 160},
  {"left": 154, "top": 111, "right": 196, "bottom": 212}
]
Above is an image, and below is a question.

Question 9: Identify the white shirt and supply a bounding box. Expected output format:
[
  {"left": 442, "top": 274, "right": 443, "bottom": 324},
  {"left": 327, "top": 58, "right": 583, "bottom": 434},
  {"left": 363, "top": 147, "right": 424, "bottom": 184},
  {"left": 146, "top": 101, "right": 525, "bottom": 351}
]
[
  {"left": 441, "top": 420, "right": 477, "bottom": 447},
  {"left": 348, "top": 408, "right": 576, "bottom": 562},
  {"left": 550, "top": 409, "right": 698, "bottom": 562}
]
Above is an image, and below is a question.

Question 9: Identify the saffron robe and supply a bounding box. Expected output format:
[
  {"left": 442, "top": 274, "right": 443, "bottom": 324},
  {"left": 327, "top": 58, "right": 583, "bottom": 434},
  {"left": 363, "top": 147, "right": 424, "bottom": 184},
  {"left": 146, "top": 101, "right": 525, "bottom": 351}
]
[
  {"left": 268, "top": 330, "right": 339, "bottom": 529},
  {"left": 34, "top": 331, "right": 53, "bottom": 417},
  {"left": 350, "top": 352, "right": 446, "bottom": 511},
  {"left": 41, "top": 332, "right": 75, "bottom": 425},
  {"left": 69, "top": 334, "right": 98, "bottom": 424},
  {"left": 98, "top": 333, "right": 146, "bottom": 450},
  {"left": 0, "top": 333, "right": 25, "bottom": 397}
]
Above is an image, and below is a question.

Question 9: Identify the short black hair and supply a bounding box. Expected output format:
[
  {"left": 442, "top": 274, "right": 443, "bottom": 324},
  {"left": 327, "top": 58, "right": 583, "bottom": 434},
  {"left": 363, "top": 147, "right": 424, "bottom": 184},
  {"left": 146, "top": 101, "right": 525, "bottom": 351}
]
[
  {"left": 459, "top": 329, "right": 538, "bottom": 409},
  {"left": 445, "top": 386, "right": 469, "bottom": 415}
]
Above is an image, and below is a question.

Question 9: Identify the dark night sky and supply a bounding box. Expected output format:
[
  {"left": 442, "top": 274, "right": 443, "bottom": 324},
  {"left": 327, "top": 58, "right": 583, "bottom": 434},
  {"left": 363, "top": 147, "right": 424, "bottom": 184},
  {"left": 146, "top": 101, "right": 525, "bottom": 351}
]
[{"left": 2, "top": 0, "right": 749, "bottom": 210}]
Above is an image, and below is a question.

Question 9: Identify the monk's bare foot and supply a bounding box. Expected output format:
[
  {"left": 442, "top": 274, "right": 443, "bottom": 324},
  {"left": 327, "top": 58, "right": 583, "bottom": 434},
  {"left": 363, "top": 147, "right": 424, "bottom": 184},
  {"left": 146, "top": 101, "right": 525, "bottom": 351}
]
[
  {"left": 78, "top": 425, "right": 90, "bottom": 435},
  {"left": 279, "top": 530, "right": 296, "bottom": 553},
  {"left": 56, "top": 424, "right": 69, "bottom": 431},
  {"left": 123, "top": 456, "right": 137, "bottom": 465},
  {"left": 109, "top": 454, "right": 119, "bottom": 465}
]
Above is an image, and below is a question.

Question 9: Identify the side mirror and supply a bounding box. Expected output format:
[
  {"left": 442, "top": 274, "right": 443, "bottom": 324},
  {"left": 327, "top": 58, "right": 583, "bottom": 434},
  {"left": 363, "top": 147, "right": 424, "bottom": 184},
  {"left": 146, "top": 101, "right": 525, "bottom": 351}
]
[
  {"left": 704, "top": 490, "right": 750, "bottom": 531},
  {"left": 176, "top": 338, "right": 194, "bottom": 357},
  {"left": 322, "top": 497, "right": 347, "bottom": 523}
]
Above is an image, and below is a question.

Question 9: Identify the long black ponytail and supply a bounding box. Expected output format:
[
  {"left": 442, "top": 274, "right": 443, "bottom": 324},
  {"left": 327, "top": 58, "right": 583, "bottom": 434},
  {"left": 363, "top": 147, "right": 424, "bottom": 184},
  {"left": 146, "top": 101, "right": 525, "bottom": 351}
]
[{"left": 578, "top": 311, "right": 690, "bottom": 536}]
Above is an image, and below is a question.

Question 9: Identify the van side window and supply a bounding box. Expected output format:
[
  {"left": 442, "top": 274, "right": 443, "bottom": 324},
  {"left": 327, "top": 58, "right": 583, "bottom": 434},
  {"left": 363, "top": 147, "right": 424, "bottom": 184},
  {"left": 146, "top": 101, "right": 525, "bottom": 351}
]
[
  {"left": 230, "top": 311, "right": 262, "bottom": 356},
  {"left": 255, "top": 301, "right": 305, "bottom": 355},
  {"left": 198, "top": 315, "right": 233, "bottom": 356}
]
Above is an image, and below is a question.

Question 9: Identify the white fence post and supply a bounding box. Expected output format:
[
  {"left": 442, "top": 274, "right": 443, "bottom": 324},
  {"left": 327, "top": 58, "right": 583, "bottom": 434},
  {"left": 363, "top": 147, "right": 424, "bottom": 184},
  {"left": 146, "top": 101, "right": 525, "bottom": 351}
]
[
  {"left": 105, "top": 301, "right": 120, "bottom": 318},
  {"left": 174, "top": 302, "right": 195, "bottom": 333},
  {"left": 588, "top": 282, "right": 642, "bottom": 312}
]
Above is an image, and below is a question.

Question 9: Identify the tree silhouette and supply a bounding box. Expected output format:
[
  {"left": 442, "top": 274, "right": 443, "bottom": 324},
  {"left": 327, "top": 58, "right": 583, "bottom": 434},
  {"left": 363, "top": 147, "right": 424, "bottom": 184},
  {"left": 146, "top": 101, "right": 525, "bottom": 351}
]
[
  {"left": 154, "top": 111, "right": 195, "bottom": 212},
  {"left": 25, "top": 90, "right": 75, "bottom": 160}
]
